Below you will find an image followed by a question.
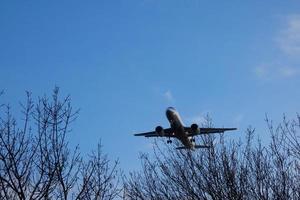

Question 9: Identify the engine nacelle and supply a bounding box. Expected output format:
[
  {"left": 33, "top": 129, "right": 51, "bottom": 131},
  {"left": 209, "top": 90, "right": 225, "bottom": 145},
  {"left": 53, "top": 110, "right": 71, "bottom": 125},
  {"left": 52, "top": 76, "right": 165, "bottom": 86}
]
[
  {"left": 191, "top": 123, "right": 200, "bottom": 134},
  {"left": 155, "top": 126, "right": 164, "bottom": 136}
]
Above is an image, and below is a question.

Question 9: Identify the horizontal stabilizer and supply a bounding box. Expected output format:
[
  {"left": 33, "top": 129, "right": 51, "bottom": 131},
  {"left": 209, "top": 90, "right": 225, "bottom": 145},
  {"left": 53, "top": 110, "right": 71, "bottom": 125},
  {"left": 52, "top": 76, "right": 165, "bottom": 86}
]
[
  {"left": 176, "top": 145, "right": 211, "bottom": 150},
  {"left": 194, "top": 145, "right": 211, "bottom": 149},
  {"left": 185, "top": 127, "right": 237, "bottom": 137}
]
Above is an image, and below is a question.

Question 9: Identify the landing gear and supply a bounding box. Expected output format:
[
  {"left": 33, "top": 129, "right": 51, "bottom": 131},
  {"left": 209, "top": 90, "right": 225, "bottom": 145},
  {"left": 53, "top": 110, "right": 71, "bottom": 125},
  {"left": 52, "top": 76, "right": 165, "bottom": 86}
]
[
  {"left": 190, "top": 137, "right": 195, "bottom": 142},
  {"left": 167, "top": 139, "right": 172, "bottom": 144}
]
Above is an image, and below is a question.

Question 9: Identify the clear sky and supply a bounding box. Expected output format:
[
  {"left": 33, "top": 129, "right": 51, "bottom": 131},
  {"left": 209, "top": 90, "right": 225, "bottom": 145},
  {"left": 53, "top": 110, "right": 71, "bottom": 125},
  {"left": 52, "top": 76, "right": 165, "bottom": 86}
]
[{"left": 1, "top": 1, "right": 300, "bottom": 171}]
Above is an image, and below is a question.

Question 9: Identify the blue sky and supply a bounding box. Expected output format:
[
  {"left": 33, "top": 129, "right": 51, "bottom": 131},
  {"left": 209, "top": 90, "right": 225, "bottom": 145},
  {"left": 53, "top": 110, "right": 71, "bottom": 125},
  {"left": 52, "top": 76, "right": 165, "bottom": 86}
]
[{"left": 1, "top": 1, "right": 300, "bottom": 171}]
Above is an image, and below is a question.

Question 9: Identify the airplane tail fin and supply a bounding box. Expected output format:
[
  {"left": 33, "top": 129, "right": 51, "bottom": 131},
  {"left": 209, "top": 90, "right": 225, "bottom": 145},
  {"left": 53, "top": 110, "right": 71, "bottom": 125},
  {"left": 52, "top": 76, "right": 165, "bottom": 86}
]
[{"left": 176, "top": 145, "right": 211, "bottom": 150}]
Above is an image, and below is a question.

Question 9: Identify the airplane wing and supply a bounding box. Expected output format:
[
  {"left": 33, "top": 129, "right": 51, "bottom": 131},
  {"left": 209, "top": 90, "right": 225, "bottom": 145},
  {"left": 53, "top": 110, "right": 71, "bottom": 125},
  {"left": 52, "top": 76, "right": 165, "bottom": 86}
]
[
  {"left": 134, "top": 128, "right": 175, "bottom": 138},
  {"left": 185, "top": 127, "right": 237, "bottom": 137}
]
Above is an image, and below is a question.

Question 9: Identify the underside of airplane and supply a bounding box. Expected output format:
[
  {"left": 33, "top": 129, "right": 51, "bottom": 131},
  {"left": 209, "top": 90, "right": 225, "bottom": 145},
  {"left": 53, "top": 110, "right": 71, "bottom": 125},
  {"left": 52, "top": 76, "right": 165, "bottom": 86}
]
[{"left": 134, "top": 107, "right": 237, "bottom": 150}]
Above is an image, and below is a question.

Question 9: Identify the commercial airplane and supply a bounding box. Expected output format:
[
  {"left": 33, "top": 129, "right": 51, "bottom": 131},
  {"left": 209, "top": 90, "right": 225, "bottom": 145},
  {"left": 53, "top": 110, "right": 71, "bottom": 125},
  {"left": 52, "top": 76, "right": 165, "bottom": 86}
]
[{"left": 134, "top": 107, "right": 237, "bottom": 150}]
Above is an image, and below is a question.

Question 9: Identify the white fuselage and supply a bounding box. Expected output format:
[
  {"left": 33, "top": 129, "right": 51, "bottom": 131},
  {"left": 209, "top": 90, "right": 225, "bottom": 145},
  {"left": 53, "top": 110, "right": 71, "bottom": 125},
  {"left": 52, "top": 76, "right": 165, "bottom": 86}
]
[{"left": 166, "top": 107, "right": 194, "bottom": 148}]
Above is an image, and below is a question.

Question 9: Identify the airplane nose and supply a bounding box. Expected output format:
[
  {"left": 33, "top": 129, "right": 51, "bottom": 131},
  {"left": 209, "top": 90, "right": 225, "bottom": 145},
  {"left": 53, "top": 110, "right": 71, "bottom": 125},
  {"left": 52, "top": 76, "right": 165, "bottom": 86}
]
[
  {"left": 166, "top": 108, "right": 173, "bottom": 119},
  {"left": 166, "top": 107, "right": 175, "bottom": 113},
  {"left": 166, "top": 109, "right": 171, "bottom": 115}
]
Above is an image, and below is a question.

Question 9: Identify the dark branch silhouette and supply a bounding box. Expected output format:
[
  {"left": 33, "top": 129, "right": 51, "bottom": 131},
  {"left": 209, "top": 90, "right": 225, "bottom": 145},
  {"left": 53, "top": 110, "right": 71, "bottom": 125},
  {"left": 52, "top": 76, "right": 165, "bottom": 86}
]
[
  {"left": 0, "top": 88, "right": 121, "bottom": 200},
  {"left": 124, "top": 116, "right": 300, "bottom": 200},
  {"left": 1, "top": 88, "right": 299, "bottom": 199}
]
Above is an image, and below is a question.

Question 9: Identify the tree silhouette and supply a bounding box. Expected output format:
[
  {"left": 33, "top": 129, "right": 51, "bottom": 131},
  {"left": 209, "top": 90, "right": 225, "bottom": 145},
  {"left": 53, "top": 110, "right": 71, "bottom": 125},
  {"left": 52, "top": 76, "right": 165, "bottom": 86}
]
[
  {"left": 0, "top": 88, "right": 121, "bottom": 200},
  {"left": 1, "top": 88, "right": 299, "bottom": 199},
  {"left": 124, "top": 116, "right": 300, "bottom": 200}
]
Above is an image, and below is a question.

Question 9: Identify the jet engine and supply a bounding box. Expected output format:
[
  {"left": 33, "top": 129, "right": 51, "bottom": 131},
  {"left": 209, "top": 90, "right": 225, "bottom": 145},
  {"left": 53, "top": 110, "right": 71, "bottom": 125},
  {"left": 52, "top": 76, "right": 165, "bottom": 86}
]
[
  {"left": 155, "top": 126, "right": 164, "bottom": 136},
  {"left": 191, "top": 123, "right": 200, "bottom": 134}
]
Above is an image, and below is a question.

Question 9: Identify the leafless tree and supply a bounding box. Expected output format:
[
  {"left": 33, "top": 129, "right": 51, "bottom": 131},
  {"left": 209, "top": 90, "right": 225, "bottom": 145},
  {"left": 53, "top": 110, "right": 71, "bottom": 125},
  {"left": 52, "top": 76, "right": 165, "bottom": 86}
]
[
  {"left": 0, "top": 88, "right": 121, "bottom": 200},
  {"left": 124, "top": 116, "right": 300, "bottom": 200}
]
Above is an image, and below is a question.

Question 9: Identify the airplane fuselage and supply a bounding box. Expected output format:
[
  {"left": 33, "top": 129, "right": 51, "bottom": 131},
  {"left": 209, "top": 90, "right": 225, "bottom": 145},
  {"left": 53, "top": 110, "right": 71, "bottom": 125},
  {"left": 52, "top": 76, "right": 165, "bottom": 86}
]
[
  {"left": 166, "top": 107, "right": 194, "bottom": 149},
  {"left": 134, "top": 107, "right": 237, "bottom": 149}
]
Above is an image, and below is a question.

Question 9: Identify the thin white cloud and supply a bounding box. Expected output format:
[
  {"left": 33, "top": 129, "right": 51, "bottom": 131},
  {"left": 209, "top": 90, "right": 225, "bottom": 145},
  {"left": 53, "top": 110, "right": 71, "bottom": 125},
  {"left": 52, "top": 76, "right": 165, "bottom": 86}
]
[
  {"left": 185, "top": 111, "right": 212, "bottom": 126},
  {"left": 255, "top": 14, "right": 300, "bottom": 80},
  {"left": 164, "top": 90, "right": 174, "bottom": 103},
  {"left": 254, "top": 64, "right": 270, "bottom": 79},
  {"left": 279, "top": 66, "right": 300, "bottom": 77},
  {"left": 255, "top": 64, "right": 300, "bottom": 79},
  {"left": 277, "top": 15, "right": 300, "bottom": 56},
  {"left": 186, "top": 115, "right": 206, "bottom": 125},
  {"left": 255, "top": 63, "right": 300, "bottom": 79},
  {"left": 233, "top": 114, "right": 244, "bottom": 125}
]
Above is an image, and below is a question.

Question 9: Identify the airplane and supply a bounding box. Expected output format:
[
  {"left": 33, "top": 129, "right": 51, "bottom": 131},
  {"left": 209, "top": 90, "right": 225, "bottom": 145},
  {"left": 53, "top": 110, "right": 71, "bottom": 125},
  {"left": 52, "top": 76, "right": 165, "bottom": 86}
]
[{"left": 134, "top": 107, "right": 237, "bottom": 150}]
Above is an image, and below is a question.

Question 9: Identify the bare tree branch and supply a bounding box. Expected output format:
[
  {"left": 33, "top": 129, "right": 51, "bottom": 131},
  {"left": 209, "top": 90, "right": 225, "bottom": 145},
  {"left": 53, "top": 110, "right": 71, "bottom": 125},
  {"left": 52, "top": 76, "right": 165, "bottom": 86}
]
[{"left": 0, "top": 88, "right": 121, "bottom": 200}]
